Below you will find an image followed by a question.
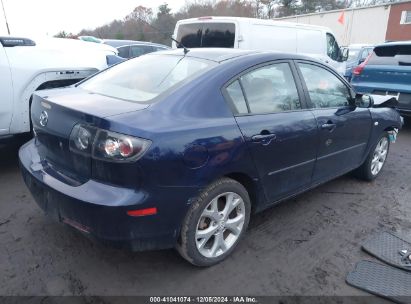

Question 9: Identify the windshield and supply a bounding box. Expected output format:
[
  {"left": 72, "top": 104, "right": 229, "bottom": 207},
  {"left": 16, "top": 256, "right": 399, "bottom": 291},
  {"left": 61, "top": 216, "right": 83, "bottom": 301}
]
[
  {"left": 347, "top": 48, "right": 361, "bottom": 61},
  {"left": 80, "top": 54, "right": 217, "bottom": 103}
]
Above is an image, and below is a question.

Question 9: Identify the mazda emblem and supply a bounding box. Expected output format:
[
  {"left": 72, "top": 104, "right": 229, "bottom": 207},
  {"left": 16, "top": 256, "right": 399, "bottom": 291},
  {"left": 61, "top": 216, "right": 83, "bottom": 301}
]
[{"left": 39, "top": 111, "right": 48, "bottom": 127}]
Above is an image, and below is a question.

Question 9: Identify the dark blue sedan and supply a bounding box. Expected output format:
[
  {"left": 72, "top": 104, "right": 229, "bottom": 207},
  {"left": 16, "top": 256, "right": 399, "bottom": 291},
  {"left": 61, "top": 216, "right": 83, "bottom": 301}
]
[{"left": 20, "top": 49, "right": 402, "bottom": 266}]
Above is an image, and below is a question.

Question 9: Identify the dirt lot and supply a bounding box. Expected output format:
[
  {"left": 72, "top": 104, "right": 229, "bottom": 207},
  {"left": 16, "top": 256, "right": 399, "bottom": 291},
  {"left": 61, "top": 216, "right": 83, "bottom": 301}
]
[{"left": 0, "top": 124, "right": 411, "bottom": 299}]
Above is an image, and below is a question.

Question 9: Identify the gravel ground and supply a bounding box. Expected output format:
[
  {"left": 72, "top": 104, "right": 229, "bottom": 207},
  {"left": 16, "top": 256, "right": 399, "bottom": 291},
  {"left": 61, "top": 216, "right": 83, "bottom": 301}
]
[{"left": 0, "top": 124, "right": 410, "bottom": 298}]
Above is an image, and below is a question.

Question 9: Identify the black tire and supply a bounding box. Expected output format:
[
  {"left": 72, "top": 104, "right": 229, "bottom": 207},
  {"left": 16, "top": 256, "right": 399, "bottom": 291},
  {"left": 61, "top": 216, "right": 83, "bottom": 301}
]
[
  {"left": 177, "top": 177, "right": 251, "bottom": 267},
  {"left": 355, "top": 132, "right": 390, "bottom": 181}
]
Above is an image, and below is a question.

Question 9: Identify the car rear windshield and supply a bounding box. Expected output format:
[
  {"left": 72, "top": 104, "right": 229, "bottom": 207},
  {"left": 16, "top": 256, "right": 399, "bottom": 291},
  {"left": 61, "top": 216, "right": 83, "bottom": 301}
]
[
  {"left": 176, "top": 22, "right": 235, "bottom": 48},
  {"left": 80, "top": 54, "right": 216, "bottom": 103},
  {"left": 368, "top": 45, "right": 411, "bottom": 66}
]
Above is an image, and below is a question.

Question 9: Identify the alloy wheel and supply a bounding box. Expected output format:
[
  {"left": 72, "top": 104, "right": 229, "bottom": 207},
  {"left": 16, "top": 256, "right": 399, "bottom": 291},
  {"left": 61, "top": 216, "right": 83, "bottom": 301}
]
[
  {"left": 371, "top": 137, "right": 388, "bottom": 176},
  {"left": 195, "top": 192, "right": 245, "bottom": 258}
]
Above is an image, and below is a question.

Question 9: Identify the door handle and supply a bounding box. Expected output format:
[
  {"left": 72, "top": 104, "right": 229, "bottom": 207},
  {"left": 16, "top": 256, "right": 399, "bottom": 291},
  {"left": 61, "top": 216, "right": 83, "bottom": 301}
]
[
  {"left": 321, "top": 122, "right": 337, "bottom": 131},
  {"left": 251, "top": 133, "right": 276, "bottom": 145}
]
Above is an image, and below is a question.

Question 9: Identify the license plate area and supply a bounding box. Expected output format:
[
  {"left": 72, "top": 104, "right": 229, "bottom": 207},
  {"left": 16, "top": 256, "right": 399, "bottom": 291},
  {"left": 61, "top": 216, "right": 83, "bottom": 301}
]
[{"left": 24, "top": 172, "right": 61, "bottom": 221}]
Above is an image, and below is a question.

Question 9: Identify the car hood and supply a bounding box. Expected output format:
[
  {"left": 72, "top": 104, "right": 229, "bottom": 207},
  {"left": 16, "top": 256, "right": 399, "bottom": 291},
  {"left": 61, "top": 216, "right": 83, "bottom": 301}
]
[
  {"left": 4, "top": 37, "right": 117, "bottom": 71},
  {"left": 370, "top": 95, "right": 399, "bottom": 108}
]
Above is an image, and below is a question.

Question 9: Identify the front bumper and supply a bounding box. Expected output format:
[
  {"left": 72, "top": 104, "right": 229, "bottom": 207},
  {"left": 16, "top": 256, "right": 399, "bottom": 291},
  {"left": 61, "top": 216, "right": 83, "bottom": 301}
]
[
  {"left": 352, "top": 85, "right": 411, "bottom": 115},
  {"left": 19, "top": 140, "right": 184, "bottom": 251}
]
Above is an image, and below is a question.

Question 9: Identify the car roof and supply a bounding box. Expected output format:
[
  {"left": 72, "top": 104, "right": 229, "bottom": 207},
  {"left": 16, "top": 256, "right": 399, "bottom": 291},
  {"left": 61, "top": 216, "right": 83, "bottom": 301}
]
[
  {"left": 115, "top": 43, "right": 170, "bottom": 49},
  {"left": 149, "top": 48, "right": 317, "bottom": 63},
  {"left": 156, "top": 48, "right": 258, "bottom": 62},
  {"left": 103, "top": 39, "right": 169, "bottom": 48},
  {"left": 376, "top": 40, "right": 411, "bottom": 47},
  {"left": 347, "top": 44, "right": 373, "bottom": 49},
  {"left": 177, "top": 16, "right": 331, "bottom": 32}
]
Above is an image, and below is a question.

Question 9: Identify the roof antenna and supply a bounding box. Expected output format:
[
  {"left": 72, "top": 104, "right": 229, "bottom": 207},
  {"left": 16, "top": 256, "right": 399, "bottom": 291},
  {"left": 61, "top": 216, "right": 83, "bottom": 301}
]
[
  {"left": 135, "top": 16, "right": 189, "bottom": 55},
  {"left": 1, "top": 0, "right": 10, "bottom": 35}
]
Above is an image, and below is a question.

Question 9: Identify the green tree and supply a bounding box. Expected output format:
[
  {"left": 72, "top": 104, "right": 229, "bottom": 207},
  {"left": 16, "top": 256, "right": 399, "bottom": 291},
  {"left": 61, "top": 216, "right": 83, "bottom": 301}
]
[
  {"left": 158, "top": 3, "right": 172, "bottom": 18},
  {"left": 115, "top": 31, "right": 124, "bottom": 39},
  {"left": 76, "top": 0, "right": 405, "bottom": 43},
  {"left": 276, "top": 0, "right": 298, "bottom": 17},
  {"left": 54, "top": 31, "right": 77, "bottom": 39},
  {"left": 54, "top": 31, "right": 68, "bottom": 38}
]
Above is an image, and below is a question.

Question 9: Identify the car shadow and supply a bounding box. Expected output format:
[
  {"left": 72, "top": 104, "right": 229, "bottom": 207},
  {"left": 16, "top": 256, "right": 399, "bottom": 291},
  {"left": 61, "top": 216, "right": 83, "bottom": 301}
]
[
  {"left": 0, "top": 135, "right": 31, "bottom": 169},
  {"left": 402, "top": 118, "right": 411, "bottom": 131}
]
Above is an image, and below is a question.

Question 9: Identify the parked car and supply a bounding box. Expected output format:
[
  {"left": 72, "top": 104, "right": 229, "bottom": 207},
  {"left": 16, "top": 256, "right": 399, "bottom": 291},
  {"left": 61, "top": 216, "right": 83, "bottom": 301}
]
[
  {"left": 0, "top": 36, "right": 118, "bottom": 140},
  {"left": 351, "top": 41, "right": 411, "bottom": 118},
  {"left": 173, "top": 17, "right": 348, "bottom": 74},
  {"left": 101, "top": 39, "right": 144, "bottom": 48},
  {"left": 20, "top": 49, "right": 401, "bottom": 266},
  {"left": 101, "top": 39, "right": 170, "bottom": 59},
  {"left": 78, "top": 36, "right": 103, "bottom": 43},
  {"left": 116, "top": 43, "right": 169, "bottom": 59},
  {"left": 341, "top": 44, "right": 374, "bottom": 82}
]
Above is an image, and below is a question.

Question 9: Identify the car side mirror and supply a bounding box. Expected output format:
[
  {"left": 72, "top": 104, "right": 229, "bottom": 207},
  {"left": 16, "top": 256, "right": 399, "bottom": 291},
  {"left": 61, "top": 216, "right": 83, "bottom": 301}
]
[
  {"left": 341, "top": 48, "right": 349, "bottom": 62},
  {"left": 351, "top": 94, "right": 374, "bottom": 108}
]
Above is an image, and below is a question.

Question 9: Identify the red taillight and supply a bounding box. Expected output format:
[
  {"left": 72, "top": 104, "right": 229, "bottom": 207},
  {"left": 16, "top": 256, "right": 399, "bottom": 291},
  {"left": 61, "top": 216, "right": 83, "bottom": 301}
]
[
  {"left": 118, "top": 138, "right": 133, "bottom": 157},
  {"left": 353, "top": 54, "right": 371, "bottom": 76},
  {"left": 69, "top": 124, "right": 152, "bottom": 162},
  {"left": 353, "top": 64, "right": 365, "bottom": 76},
  {"left": 127, "top": 207, "right": 157, "bottom": 217}
]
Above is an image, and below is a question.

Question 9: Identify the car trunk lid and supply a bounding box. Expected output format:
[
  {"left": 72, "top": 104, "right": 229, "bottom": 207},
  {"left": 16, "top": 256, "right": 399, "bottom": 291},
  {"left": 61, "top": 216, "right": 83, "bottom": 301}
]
[{"left": 31, "top": 88, "right": 148, "bottom": 183}]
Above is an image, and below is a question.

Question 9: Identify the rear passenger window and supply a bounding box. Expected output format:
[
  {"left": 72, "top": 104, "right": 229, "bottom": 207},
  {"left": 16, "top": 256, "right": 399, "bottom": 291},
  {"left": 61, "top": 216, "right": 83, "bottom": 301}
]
[
  {"left": 298, "top": 63, "right": 350, "bottom": 109},
  {"left": 130, "top": 45, "right": 153, "bottom": 58},
  {"left": 226, "top": 80, "right": 248, "bottom": 114},
  {"left": 240, "top": 63, "right": 301, "bottom": 114}
]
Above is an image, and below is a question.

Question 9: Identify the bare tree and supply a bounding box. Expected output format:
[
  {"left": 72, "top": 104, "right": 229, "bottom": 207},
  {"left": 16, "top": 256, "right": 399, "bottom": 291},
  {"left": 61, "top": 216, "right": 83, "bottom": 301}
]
[
  {"left": 72, "top": 0, "right": 404, "bottom": 43},
  {"left": 347, "top": 0, "right": 400, "bottom": 7}
]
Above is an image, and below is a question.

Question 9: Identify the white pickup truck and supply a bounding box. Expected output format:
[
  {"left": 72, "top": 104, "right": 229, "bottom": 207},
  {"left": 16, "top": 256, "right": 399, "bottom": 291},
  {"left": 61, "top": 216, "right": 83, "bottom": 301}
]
[{"left": 0, "top": 36, "right": 117, "bottom": 139}]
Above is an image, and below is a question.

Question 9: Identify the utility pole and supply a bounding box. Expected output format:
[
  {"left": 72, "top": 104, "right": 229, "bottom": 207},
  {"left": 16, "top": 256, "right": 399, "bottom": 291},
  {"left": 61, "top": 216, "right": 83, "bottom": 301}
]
[{"left": 1, "top": 0, "right": 10, "bottom": 35}]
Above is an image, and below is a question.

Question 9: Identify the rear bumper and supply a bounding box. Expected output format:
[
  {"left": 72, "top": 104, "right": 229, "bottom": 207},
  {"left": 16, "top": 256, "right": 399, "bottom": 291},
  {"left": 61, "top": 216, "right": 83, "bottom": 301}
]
[
  {"left": 0, "top": 134, "right": 13, "bottom": 141},
  {"left": 19, "top": 140, "right": 187, "bottom": 251}
]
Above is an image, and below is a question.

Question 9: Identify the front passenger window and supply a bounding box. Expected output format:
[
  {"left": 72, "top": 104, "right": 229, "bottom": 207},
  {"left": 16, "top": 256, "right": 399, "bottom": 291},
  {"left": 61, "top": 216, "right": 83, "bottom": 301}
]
[{"left": 298, "top": 63, "right": 351, "bottom": 109}]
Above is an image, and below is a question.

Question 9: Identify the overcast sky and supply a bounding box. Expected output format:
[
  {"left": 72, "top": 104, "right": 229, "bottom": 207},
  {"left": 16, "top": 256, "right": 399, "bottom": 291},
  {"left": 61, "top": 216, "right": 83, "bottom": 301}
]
[{"left": 0, "top": 0, "right": 186, "bottom": 37}]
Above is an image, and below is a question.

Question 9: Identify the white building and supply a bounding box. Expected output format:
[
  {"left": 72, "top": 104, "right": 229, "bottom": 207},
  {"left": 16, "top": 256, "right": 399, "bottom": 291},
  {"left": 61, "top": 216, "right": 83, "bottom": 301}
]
[{"left": 275, "top": 1, "right": 411, "bottom": 45}]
